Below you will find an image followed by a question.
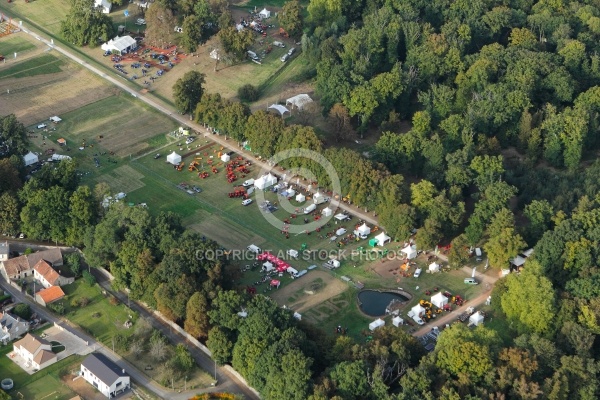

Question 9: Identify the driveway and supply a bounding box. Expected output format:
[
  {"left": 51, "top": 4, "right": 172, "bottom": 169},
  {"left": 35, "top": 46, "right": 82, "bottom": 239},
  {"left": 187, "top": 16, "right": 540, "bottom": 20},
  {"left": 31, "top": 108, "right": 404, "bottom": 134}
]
[{"left": 43, "top": 325, "right": 92, "bottom": 360}]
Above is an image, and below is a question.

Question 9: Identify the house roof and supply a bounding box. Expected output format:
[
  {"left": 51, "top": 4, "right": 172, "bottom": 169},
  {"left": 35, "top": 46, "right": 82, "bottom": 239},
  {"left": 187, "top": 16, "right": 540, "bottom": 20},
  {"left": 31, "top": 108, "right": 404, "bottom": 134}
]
[
  {"left": 15, "top": 333, "right": 50, "bottom": 355},
  {"left": 82, "top": 353, "right": 128, "bottom": 386},
  {"left": 0, "top": 312, "right": 29, "bottom": 340},
  {"left": 37, "top": 286, "right": 65, "bottom": 304},
  {"left": 27, "top": 248, "right": 63, "bottom": 268},
  {"left": 1, "top": 255, "right": 30, "bottom": 277},
  {"left": 33, "top": 348, "right": 56, "bottom": 365},
  {"left": 34, "top": 259, "right": 61, "bottom": 286}
]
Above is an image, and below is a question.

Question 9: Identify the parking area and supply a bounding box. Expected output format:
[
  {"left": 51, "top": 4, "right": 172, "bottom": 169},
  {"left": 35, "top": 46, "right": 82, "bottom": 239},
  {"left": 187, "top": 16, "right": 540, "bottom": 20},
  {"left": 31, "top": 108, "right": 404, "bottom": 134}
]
[{"left": 42, "top": 324, "right": 92, "bottom": 360}]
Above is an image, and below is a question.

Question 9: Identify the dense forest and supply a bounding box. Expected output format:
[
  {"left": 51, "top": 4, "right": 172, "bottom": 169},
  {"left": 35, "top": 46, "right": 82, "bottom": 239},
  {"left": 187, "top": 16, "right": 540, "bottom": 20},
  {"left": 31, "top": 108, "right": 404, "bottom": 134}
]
[{"left": 4, "top": 0, "right": 600, "bottom": 398}]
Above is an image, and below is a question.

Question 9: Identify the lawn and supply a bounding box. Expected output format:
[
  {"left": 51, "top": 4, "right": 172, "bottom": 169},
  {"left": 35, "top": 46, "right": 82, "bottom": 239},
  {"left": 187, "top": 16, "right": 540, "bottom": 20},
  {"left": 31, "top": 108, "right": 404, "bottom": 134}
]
[
  {"left": 0, "top": 0, "right": 70, "bottom": 36},
  {"left": 0, "top": 35, "right": 36, "bottom": 55},
  {"left": 11, "top": 373, "right": 76, "bottom": 400},
  {"left": 61, "top": 280, "right": 138, "bottom": 346},
  {"left": 0, "top": 53, "right": 63, "bottom": 78}
]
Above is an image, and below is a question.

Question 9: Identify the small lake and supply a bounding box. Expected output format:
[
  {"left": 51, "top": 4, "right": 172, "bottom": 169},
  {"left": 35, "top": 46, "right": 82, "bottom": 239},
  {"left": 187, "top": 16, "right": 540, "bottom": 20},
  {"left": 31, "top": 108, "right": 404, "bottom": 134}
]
[{"left": 358, "top": 290, "right": 409, "bottom": 317}]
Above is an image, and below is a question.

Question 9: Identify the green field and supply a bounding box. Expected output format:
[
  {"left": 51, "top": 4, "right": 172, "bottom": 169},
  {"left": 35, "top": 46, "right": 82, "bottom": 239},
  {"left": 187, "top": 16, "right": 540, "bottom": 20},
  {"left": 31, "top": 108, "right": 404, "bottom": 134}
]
[
  {"left": 0, "top": 35, "right": 35, "bottom": 55},
  {"left": 62, "top": 280, "right": 138, "bottom": 346},
  {"left": 0, "top": 0, "right": 70, "bottom": 36},
  {"left": 11, "top": 373, "right": 76, "bottom": 400},
  {"left": 0, "top": 53, "right": 63, "bottom": 78}
]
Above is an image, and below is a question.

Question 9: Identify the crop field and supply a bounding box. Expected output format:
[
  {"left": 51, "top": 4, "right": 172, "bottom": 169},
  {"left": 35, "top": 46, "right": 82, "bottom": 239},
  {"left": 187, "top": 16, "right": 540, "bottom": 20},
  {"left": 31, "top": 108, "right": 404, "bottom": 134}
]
[{"left": 1, "top": 0, "right": 70, "bottom": 36}]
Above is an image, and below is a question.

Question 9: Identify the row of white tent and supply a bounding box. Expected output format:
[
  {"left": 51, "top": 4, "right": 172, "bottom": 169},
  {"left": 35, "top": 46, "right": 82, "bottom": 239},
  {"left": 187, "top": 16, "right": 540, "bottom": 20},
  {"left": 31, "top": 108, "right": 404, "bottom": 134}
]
[{"left": 369, "top": 316, "right": 405, "bottom": 331}]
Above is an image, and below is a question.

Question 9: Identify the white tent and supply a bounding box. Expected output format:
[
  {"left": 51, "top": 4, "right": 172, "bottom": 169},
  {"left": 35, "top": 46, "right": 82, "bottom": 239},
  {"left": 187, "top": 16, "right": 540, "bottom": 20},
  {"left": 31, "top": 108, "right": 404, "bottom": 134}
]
[
  {"left": 295, "top": 193, "right": 306, "bottom": 203},
  {"left": 293, "top": 312, "right": 302, "bottom": 321},
  {"left": 268, "top": 104, "right": 290, "bottom": 116},
  {"left": 51, "top": 154, "right": 71, "bottom": 161},
  {"left": 255, "top": 173, "right": 278, "bottom": 190},
  {"left": 167, "top": 152, "right": 182, "bottom": 165},
  {"left": 334, "top": 213, "right": 350, "bottom": 221},
  {"left": 210, "top": 49, "right": 221, "bottom": 60},
  {"left": 428, "top": 262, "right": 440, "bottom": 273},
  {"left": 431, "top": 292, "right": 448, "bottom": 309},
  {"left": 221, "top": 153, "right": 231, "bottom": 162},
  {"left": 409, "top": 304, "right": 426, "bottom": 318},
  {"left": 401, "top": 244, "right": 417, "bottom": 259},
  {"left": 262, "top": 261, "right": 274, "bottom": 272},
  {"left": 286, "top": 94, "right": 313, "bottom": 110},
  {"left": 369, "top": 318, "right": 385, "bottom": 331},
  {"left": 357, "top": 223, "right": 371, "bottom": 236},
  {"left": 259, "top": 8, "right": 271, "bottom": 18},
  {"left": 522, "top": 248, "right": 534, "bottom": 258},
  {"left": 322, "top": 207, "right": 333, "bottom": 217},
  {"left": 375, "top": 232, "right": 391, "bottom": 247},
  {"left": 101, "top": 35, "right": 137, "bottom": 55},
  {"left": 392, "top": 316, "right": 404, "bottom": 327},
  {"left": 469, "top": 311, "right": 485, "bottom": 326},
  {"left": 511, "top": 256, "right": 526, "bottom": 268},
  {"left": 94, "top": 0, "right": 112, "bottom": 13},
  {"left": 49, "top": 116, "right": 62, "bottom": 123},
  {"left": 313, "top": 192, "right": 325, "bottom": 204},
  {"left": 23, "top": 151, "right": 38, "bottom": 166}
]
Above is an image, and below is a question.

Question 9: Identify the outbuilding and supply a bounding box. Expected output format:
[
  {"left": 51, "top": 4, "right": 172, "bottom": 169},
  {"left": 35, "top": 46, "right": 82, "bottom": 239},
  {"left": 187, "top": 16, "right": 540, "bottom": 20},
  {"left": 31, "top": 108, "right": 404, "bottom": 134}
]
[
  {"left": 166, "top": 152, "right": 182, "bottom": 165},
  {"left": 23, "top": 151, "right": 38, "bottom": 166}
]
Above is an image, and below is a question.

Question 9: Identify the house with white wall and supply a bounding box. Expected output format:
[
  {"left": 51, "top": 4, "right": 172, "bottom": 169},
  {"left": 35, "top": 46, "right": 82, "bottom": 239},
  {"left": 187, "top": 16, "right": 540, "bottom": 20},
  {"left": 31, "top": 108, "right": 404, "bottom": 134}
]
[{"left": 81, "top": 353, "right": 130, "bottom": 398}]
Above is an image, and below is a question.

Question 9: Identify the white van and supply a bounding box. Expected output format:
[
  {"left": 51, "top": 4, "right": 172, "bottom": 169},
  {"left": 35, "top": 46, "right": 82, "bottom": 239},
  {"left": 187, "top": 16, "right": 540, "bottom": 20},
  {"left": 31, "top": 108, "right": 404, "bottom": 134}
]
[
  {"left": 243, "top": 179, "right": 255, "bottom": 187},
  {"left": 247, "top": 244, "right": 262, "bottom": 254},
  {"left": 304, "top": 204, "right": 316, "bottom": 214},
  {"left": 414, "top": 268, "right": 422, "bottom": 278},
  {"left": 464, "top": 278, "right": 478, "bottom": 285}
]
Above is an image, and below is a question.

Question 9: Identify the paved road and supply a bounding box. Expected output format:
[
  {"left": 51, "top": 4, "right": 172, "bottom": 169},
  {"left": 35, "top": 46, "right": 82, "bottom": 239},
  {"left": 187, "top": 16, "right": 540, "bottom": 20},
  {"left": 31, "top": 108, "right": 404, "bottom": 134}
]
[{"left": 90, "top": 269, "right": 260, "bottom": 400}]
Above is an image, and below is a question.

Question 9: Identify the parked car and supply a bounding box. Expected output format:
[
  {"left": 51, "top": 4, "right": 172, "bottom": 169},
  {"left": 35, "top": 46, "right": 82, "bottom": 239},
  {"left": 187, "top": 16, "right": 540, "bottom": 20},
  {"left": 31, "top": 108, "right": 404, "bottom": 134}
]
[
  {"left": 414, "top": 268, "right": 422, "bottom": 278},
  {"left": 37, "top": 123, "right": 47, "bottom": 129},
  {"left": 280, "top": 54, "right": 289, "bottom": 62},
  {"left": 18, "top": 233, "right": 26, "bottom": 239},
  {"left": 464, "top": 278, "right": 478, "bottom": 285},
  {"left": 242, "top": 199, "right": 253, "bottom": 206},
  {"left": 288, "top": 47, "right": 295, "bottom": 56}
]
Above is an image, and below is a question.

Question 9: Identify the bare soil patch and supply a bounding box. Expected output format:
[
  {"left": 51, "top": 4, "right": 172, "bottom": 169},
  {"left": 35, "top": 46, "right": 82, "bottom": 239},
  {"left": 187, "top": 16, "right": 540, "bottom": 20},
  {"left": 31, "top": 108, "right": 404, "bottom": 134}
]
[{"left": 270, "top": 270, "right": 348, "bottom": 312}]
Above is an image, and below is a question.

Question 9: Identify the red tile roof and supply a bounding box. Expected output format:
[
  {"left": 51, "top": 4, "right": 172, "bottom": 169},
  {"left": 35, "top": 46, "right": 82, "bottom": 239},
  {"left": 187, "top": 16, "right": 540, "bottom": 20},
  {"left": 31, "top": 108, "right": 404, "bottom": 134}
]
[
  {"left": 37, "top": 286, "right": 65, "bottom": 304},
  {"left": 34, "top": 260, "right": 61, "bottom": 286}
]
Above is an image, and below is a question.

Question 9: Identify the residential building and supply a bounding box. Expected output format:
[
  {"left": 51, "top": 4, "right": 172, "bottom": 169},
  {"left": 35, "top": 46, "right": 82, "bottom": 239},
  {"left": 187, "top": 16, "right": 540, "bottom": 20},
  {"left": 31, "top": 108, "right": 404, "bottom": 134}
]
[
  {"left": 13, "top": 333, "right": 58, "bottom": 370},
  {"left": 33, "top": 260, "right": 74, "bottom": 288},
  {"left": 81, "top": 353, "right": 130, "bottom": 398},
  {"left": 0, "top": 241, "right": 9, "bottom": 261},
  {"left": 35, "top": 286, "right": 65, "bottom": 307},
  {"left": 0, "top": 248, "right": 63, "bottom": 283},
  {"left": 0, "top": 311, "right": 29, "bottom": 343}
]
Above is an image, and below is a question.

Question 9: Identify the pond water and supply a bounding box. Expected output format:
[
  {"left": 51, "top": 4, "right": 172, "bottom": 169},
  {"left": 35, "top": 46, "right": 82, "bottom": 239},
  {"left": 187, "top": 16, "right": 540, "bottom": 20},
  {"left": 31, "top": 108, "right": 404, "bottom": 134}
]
[{"left": 358, "top": 290, "right": 409, "bottom": 317}]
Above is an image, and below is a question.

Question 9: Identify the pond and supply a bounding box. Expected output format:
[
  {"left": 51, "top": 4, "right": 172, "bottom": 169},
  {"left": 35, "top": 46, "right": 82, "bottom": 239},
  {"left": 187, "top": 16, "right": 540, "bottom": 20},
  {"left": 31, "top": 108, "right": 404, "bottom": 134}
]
[{"left": 358, "top": 290, "right": 409, "bottom": 317}]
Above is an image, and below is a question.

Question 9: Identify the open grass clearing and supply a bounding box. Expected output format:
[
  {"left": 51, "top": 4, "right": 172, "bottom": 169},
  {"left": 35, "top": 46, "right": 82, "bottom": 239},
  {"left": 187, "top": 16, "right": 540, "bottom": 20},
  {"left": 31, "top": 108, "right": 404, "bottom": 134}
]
[
  {"left": 12, "top": 373, "right": 77, "bottom": 400},
  {"left": 0, "top": 34, "right": 35, "bottom": 55},
  {"left": 61, "top": 280, "right": 138, "bottom": 346},
  {"left": 0, "top": 0, "right": 70, "bottom": 36}
]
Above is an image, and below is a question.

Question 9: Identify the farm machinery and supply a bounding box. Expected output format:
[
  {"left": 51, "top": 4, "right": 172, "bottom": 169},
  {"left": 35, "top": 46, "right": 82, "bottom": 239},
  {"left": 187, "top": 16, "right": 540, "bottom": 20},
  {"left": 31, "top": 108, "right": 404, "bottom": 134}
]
[
  {"left": 198, "top": 171, "right": 209, "bottom": 179},
  {"left": 175, "top": 162, "right": 185, "bottom": 171},
  {"left": 228, "top": 187, "right": 248, "bottom": 198}
]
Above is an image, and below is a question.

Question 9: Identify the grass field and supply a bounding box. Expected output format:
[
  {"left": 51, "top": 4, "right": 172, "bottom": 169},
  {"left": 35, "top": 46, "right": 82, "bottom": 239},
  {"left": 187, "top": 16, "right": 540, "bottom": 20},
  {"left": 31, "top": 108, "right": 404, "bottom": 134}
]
[
  {"left": 0, "top": 53, "right": 63, "bottom": 79},
  {"left": 12, "top": 373, "right": 76, "bottom": 400},
  {"left": 61, "top": 280, "right": 138, "bottom": 346},
  {"left": 0, "top": 0, "right": 70, "bottom": 36},
  {"left": 0, "top": 34, "right": 35, "bottom": 55}
]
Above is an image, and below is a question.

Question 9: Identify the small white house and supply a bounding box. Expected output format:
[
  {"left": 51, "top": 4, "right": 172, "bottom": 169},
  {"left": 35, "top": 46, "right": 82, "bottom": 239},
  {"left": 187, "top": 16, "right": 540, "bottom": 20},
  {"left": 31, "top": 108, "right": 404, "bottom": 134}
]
[
  {"left": 23, "top": 151, "right": 38, "bottom": 166},
  {"left": 13, "top": 333, "right": 57, "bottom": 370},
  {"left": 469, "top": 311, "right": 485, "bottom": 326},
  {"left": 401, "top": 244, "right": 417, "bottom": 259},
  {"left": 431, "top": 292, "right": 448, "bottom": 309},
  {"left": 259, "top": 8, "right": 271, "bottom": 19},
  {"left": 369, "top": 318, "right": 385, "bottom": 331},
  {"left": 95, "top": 0, "right": 112, "bottom": 14},
  {"left": 81, "top": 353, "right": 130, "bottom": 398},
  {"left": 166, "top": 152, "right": 182, "bottom": 165}
]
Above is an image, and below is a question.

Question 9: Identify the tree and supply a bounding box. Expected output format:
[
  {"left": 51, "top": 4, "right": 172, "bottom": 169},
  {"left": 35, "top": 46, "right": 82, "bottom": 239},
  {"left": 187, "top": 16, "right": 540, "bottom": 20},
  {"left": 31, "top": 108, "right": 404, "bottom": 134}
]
[
  {"left": 415, "top": 218, "right": 442, "bottom": 250},
  {"left": 278, "top": 0, "right": 303, "bottom": 39},
  {"left": 64, "top": 252, "right": 81, "bottom": 276},
  {"left": 144, "top": 2, "right": 176, "bottom": 48},
  {"left": 20, "top": 186, "right": 70, "bottom": 242},
  {"left": 207, "top": 326, "right": 234, "bottom": 365},
  {"left": 0, "top": 192, "right": 20, "bottom": 236},
  {"left": 0, "top": 114, "right": 29, "bottom": 157},
  {"left": 180, "top": 15, "right": 203, "bottom": 53},
  {"left": 244, "top": 111, "right": 285, "bottom": 157},
  {"left": 448, "top": 234, "right": 470, "bottom": 268},
  {"left": 67, "top": 186, "right": 97, "bottom": 246},
  {"left": 379, "top": 204, "right": 415, "bottom": 242},
  {"left": 184, "top": 292, "right": 210, "bottom": 340},
  {"left": 13, "top": 303, "right": 32, "bottom": 320},
  {"left": 328, "top": 103, "right": 355, "bottom": 142},
  {"left": 219, "top": 101, "right": 250, "bottom": 141},
  {"left": 0, "top": 158, "right": 22, "bottom": 193},
  {"left": 61, "top": 0, "right": 113, "bottom": 47},
  {"left": 484, "top": 227, "right": 526, "bottom": 269},
  {"left": 173, "top": 71, "right": 206, "bottom": 116},
  {"left": 174, "top": 344, "right": 195, "bottom": 371},
  {"left": 501, "top": 261, "right": 556, "bottom": 335},
  {"left": 238, "top": 84, "right": 259, "bottom": 102},
  {"left": 470, "top": 155, "right": 504, "bottom": 191},
  {"left": 218, "top": 27, "right": 255, "bottom": 61}
]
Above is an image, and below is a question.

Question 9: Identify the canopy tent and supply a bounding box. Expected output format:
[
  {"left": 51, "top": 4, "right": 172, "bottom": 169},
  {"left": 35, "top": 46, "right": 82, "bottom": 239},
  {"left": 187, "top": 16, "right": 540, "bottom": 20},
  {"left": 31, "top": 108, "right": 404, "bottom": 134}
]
[
  {"left": 334, "top": 213, "right": 350, "bottom": 221},
  {"left": 375, "top": 232, "right": 391, "bottom": 247},
  {"left": 167, "top": 152, "right": 182, "bottom": 165},
  {"left": 23, "top": 151, "right": 38, "bottom": 166},
  {"left": 295, "top": 193, "right": 306, "bottom": 203},
  {"left": 401, "top": 244, "right": 417, "bottom": 259},
  {"left": 410, "top": 304, "right": 426, "bottom": 317},
  {"left": 313, "top": 192, "right": 325, "bottom": 204},
  {"left": 369, "top": 318, "right": 385, "bottom": 331},
  {"left": 268, "top": 104, "right": 290, "bottom": 116},
  {"left": 357, "top": 223, "right": 371, "bottom": 236},
  {"left": 286, "top": 94, "right": 313, "bottom": 110},
  {"left": 49, "top": 116, "right": 62, "bottom": 123},
  {"left": 281, "top": 188, "right": 295, "bottom": 198},
  {"left": 57, "top": 138, "right": 67, "bottom": 146},
  {"left": 428, "top": 262, "right": 440, "bottom": 273},
  {"left": 270, "top": 279, "right": 280, "bottom": 288},
  {"left": 392, "top": 316, "right": 404, "bottom": 327},
  {"left": 255, "top": 173, "right": 278, "bottom": 190},
  {"left": 322, "top": 207, "right": 333, "bottom": 217},
  {"left": 431, "top": 292, "right": 448, "bottom": 309},
  {"left": 101, "top": 35, "right": 137, "bottom": 55},
  {"left": 259, "top": 8, "right": 271, "bottom": 18},
  {"left": 221, "top": 153, "right": 231, "bottom": 162},
  {"left": 469, "top": 311, "right": 485, "bottom": 326},
  {"left": 262, "top": 261, "right": 274, "bottom": 272},
  {"left": 368, "top": 238, "right": 379, "bottom": 248}
]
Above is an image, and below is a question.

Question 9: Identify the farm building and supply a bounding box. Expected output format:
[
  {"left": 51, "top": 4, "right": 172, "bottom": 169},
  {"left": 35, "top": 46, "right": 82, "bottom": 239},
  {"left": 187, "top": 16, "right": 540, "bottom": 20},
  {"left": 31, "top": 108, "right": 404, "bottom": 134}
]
[
  {"left": 166, "top": 152, "right": 182, "bottom": 165},
  {"left": 101, "top": 36, "right": 137, "bottom": 55},
  {"left": 94, "top": 0, "right": 112, "bottom": 14},
  {"left": 23, "top": 151, "right": 38, "bottom": 166},
  {"left": 286, "top": 94, "right": 313, "bottom": 110}
]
